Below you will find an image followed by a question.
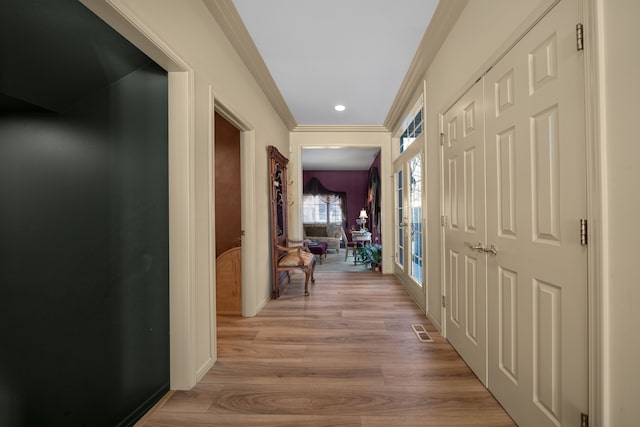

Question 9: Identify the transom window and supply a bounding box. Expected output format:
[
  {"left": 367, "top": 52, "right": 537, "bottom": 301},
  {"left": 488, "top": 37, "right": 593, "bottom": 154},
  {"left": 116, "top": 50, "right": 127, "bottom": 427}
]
[
  {"left": 399, "top": 96, "right": 424, "bottom": 153},
  {"left": 400, "top": 108, "right": 423, "bottom": 153},
  {"left": 303, "top": 195, "right": 343, "bottom": 224}
]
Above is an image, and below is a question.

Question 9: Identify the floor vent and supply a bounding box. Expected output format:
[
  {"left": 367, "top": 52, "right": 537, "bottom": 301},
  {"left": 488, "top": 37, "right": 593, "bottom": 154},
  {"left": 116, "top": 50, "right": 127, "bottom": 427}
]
[{"left": 411, "top": 324, "right": 434, "bottom": 342}]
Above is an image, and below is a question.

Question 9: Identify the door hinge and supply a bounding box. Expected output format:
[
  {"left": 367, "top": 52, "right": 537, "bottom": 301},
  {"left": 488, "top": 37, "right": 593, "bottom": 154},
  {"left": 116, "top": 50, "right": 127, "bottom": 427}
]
[
  {"left": 576, "top": 23, "right": 584, "bottom": 51},
  {"left": 442, "top": 295, "right": 447, "bottom": 308},
  {"left": 440, "top": 132, "right": 445, "bottom": 146},
  {"left": 441, "top": 215, "right": 447, "bottom": 227},
  {"left": 580, "top": 219, "right": 588, "bottom": 246},
  {"left": 581, "top": 413, "right": 589, "bottom": 427}
]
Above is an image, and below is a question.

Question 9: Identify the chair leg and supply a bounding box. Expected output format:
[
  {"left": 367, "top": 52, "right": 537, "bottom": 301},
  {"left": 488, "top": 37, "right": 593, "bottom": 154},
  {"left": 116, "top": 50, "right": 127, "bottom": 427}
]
[
  {"left": 304, "top": 271, "right": 310, "bottom": 296},
  {"left": 353, "top": 244, "right": 362, "bottom": 265},
  {"left": 345, "top": 245, "right": 354, "bottom": 261}
]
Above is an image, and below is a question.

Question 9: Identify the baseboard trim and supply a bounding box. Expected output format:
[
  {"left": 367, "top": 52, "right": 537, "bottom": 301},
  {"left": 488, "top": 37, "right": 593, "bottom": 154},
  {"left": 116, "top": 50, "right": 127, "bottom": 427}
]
[
  {"left": 255, "top": 294, "right": 271, "bottom": 315},
  {"left": 196, "top": 357, "right": 214, "bottom": 383},
  {"left": 122, "top": 383, "right": 171, "bottom": 427}
]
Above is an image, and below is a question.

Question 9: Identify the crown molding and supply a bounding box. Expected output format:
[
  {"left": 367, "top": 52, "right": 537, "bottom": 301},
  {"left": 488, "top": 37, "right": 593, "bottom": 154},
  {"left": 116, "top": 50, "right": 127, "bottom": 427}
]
[
  {"left": 384, "top": 0, "right": 468, "bottom": 133},
  {"left": 202, "top": 0, "right": 298, "bottom": 130},
  {"left": 293, "top": 125, "right": 389, "bottom": 133}
]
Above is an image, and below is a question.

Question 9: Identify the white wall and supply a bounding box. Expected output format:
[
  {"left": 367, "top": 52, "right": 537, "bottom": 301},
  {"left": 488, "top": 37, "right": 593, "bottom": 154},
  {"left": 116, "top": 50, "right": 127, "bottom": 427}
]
[
  {"left": 405, "top": 0, "right": 546, "bottom": 326},
  {"left": 599, "top": 0, "right": 640, "bottom": 424},
  {"left": 87, "top": 0, "right": 290, "bottom": 389}
]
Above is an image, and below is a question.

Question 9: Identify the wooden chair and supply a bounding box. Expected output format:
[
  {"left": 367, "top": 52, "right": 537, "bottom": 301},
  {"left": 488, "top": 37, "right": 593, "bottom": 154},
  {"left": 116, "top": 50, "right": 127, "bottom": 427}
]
[
  {"left": 274, "top": 238, "right": 316, "bottom": 297},
  {"left": 340, "top": 226, "right": 360, "bottom": 261},
  {"left": 268, "top": 146, "right": 316, "bottom": 297}
]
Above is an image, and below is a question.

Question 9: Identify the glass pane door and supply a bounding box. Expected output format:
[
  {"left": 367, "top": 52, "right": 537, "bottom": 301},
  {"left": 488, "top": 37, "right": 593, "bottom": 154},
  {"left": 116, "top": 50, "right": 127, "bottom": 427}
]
[
  {"left": 409, "top": 153, "right": 423, "bottom": 285},
  {"left": 393, "top": 141, "right": 425, "bottom": 311},
  {"left": 395, "top": 169, "right": 404, "bottom": 268}
]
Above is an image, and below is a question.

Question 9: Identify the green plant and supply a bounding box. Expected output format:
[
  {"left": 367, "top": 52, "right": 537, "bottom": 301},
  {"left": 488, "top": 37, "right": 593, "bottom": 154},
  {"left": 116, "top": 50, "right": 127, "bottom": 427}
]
[{"left": 360, "top": 244, "right": 382, "bottom": 268}]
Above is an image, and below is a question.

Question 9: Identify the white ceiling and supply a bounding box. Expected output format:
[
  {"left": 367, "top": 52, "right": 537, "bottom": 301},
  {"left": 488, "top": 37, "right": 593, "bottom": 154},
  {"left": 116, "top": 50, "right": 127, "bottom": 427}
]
[
  {"left": 302, "top": 147, "right": 380, "bottom": 171},
  {"left": 231, "top": 0, "right": 438, "bottom": 126}
]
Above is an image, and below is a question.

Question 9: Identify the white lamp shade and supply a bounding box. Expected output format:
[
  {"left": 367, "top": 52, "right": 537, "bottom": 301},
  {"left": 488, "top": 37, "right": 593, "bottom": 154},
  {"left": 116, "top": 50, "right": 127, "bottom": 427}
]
[{"left": 359, "top": 209, "right": 368, "bottom": 219}]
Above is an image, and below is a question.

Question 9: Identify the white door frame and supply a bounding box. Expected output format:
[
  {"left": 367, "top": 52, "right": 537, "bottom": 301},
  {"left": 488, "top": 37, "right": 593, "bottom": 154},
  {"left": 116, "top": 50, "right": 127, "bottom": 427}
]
[
  {"left": 289, "top": 130, "right": 392, "bottom": 274},
  {"left": 80, "top": 0, "right": 200, "bottom": 389},
  {"left": 438, "top": 0, "right": 605, "bottom": 422},
  {"left": 583, "top": 0, "right": 605, "bottom": 424},
  {"left": 212, "top": 102, "right": 258, "bottom": 319},
  {"left": 80, "top": 0, "right": 260, "bottom": 390}
]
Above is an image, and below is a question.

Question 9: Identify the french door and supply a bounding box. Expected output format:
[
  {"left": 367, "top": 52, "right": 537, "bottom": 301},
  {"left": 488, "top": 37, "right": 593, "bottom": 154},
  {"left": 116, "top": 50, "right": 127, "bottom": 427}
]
[
  {"left": 442, "top": 0, "right": 588, "bottom": 424},
  {"left": 442, "top": 78, "right": 487, "bottom": 385},
  {"left": 394, "top": 140, "right": 425, "bottom": 309}
]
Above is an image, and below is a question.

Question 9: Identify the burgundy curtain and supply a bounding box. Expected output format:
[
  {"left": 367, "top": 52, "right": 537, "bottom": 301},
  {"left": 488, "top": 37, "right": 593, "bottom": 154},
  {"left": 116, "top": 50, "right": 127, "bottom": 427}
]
[{"left": 367, "top": 167, "right": 380, "bottom": 233}]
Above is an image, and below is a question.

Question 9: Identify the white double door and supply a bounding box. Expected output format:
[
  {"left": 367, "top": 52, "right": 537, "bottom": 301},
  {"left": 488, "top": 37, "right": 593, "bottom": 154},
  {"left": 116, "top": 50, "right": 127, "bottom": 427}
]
[{"left": 443, "top": 0, "right": 587, "bottom": 425}]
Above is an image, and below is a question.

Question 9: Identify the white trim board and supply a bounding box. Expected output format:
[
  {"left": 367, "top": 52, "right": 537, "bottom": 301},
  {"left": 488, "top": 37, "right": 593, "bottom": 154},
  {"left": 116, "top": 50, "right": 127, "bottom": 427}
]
[{"left": 81, "top": 0, "right": 199, "bottom": 390}]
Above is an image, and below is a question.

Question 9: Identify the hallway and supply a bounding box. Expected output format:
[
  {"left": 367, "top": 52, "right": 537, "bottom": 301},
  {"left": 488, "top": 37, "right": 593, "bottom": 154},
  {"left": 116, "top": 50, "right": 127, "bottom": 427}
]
[{"left": 138, "top": 271, "right": 514, "bottom": 426}]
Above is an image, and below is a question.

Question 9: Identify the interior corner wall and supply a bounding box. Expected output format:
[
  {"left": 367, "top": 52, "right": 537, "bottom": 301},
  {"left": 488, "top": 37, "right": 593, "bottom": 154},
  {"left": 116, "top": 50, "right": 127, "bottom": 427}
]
[
  {"left": 109, "top": 0, "right": 291, "bottom": 383},
  {"left": 599, "top": 0, "right": 640, "bottom": 424},
  {"left": 0, "top": 63, "right": 168, "bottom": 426},
  {"left": 416, "top": 0, "right": 546, "bottom": 328}
]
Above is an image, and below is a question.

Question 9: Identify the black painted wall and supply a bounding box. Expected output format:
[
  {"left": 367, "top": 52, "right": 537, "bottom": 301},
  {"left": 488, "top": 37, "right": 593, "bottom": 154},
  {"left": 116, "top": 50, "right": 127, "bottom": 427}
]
[
  {"left": 0, "top": 62, "right": 169, "bottom": 427},
  {"left": 0, "top": 2, "right": 169, "bottom": 425}
]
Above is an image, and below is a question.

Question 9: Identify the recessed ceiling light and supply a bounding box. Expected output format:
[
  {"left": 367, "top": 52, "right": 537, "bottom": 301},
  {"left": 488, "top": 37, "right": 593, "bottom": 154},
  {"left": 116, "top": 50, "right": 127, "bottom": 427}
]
[{"left": 334, "top": 104, "right": 346, "bottom": 112}]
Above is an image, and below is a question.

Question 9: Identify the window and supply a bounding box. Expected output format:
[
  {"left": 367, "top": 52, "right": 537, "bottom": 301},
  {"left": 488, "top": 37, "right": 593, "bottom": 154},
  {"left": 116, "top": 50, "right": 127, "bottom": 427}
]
[
  {"left": 303, "top": 194, "right": 343, "bottom": 224},
  {"left": 399, "top": 96, "right": 424, "bottom": 153},
  {"left": 400, "top": 107, "right": 423, "bottom": 153}
]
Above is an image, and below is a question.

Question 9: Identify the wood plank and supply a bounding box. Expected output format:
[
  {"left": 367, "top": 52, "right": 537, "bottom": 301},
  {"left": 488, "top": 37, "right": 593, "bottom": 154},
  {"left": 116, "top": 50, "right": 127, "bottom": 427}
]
[
  {"left": 139, "top": 271, "right": 514, "bottom": 426},
  {"left": 143, "top": 412, "right": 360, "bottom": 427}
]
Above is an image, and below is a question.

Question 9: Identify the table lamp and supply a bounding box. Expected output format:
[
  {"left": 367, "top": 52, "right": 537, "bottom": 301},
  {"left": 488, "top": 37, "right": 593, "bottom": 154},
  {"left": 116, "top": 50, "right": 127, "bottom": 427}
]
[{"left": 356, "top": 209, "right": 368, "bottom": 231}]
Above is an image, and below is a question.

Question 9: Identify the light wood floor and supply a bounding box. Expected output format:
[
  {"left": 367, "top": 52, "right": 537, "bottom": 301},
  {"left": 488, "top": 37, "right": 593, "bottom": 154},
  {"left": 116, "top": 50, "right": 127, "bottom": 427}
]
[{"left": 139, "top": 271, "right": 515, "bottom": 426}]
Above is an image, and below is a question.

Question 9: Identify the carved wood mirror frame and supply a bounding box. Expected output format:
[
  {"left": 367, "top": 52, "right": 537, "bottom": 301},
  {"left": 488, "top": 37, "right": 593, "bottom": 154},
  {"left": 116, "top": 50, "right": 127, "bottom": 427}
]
[{"left": 268, "top": 145, "right": 289, "bottom": 296}]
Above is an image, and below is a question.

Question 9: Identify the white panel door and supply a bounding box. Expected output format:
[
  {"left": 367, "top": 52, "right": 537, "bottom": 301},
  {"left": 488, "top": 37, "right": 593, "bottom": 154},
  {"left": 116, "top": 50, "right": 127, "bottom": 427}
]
[
  {"left": 484, "top": 0, "right": 587, "bottom": 424},
  {"left": 443, "top": 79, "right": 487, "bottom": 385}
]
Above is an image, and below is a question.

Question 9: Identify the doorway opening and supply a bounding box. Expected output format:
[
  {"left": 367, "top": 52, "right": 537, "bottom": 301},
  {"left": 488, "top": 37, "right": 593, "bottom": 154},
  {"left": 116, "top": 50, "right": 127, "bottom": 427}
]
[
  {"left": 214, "top": 112, "right": 242, "bottom": 315},
  {"left": 301, "top": 147, "right": 381, "bottom": 272}
]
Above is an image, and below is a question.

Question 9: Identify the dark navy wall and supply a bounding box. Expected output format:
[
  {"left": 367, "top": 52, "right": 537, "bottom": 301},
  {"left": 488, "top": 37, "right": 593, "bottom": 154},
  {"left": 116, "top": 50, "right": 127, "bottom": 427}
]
[{"left": 0, "top": 64, "right": 169, "bottom": 426}]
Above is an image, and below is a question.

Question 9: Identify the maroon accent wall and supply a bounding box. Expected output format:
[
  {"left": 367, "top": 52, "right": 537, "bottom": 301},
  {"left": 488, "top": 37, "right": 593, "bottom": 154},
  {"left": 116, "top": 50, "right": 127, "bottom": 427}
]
[{"left": 303, "top": 170, "right": 369, "bottom": 231}]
